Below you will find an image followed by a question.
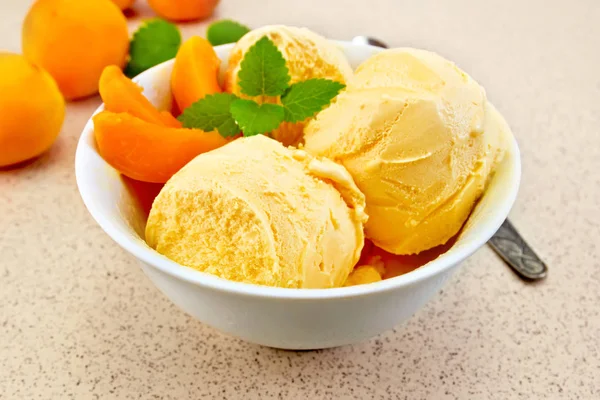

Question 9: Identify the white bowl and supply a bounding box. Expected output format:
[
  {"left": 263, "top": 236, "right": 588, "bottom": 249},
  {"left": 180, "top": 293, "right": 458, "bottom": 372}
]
[{"left": 75, "top": 42, "right": 521, "bottom": 350}]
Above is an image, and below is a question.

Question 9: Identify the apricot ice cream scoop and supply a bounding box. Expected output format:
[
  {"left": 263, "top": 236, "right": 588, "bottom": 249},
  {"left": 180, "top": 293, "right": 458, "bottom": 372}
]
[
  {"left": 146, "top": 135, "right": 367, "bottom": 288},
  {"left": 224, "top": 25, "right": 353, "bottom": 146},
  {"left": 303, "top": 48, "right": 508, "bottom": 255}
]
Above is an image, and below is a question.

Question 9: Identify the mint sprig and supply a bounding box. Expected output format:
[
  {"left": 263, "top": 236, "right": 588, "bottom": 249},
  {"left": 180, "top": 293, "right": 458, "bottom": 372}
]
[
  {"left": 125, "top": 19, "right": 181, "bottom": 78},
  {"left": 178, "top": 93, "right": 240, "bottom": 137},
  {"left": 178, "top": 35, "right": 345, "bottom": 138},
  {"left": 207, "top": 20, "right": 251, "bottom": 46},
  {"left": 230, "top": 100, "right": 284, "bottom": 136},
  {"left": 281, "top": 79, "right": 345, "bottom": 122},
  {"left": 237, "top": 36, "right": 290, "bottom": 97}
]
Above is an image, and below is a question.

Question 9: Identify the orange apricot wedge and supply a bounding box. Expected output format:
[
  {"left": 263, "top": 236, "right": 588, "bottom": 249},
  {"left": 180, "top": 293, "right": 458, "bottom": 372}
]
[
  {"left": 99, "top": 65, "right": 181, "bottom": 128},
  {"left": 171, "top": 36, "right": 222, "bottom": 112},
  {"left": 93, "top": 111, "right": 228, "bottom": 183}
]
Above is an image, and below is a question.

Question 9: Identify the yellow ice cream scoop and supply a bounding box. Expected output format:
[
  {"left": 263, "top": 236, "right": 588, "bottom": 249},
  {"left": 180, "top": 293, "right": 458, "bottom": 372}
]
[
  {"left": 145, "top": 135, "right": 367, "bottom": 289},
  {"left": 224, "top": 25, "right": 353, "bottom": 146},
  {"left": 304, "top": 48, "right": 507, "bottom": 255}
]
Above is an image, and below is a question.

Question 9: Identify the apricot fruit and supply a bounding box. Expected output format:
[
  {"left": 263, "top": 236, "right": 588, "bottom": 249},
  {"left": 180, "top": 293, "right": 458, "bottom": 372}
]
[
  {"left": 22, "top": 0, "right": 129, "bottom": 100},
  {"left": 0, "top": 53, "right": 65, "bottom": 167},
  {"left": 148, "top": 0, "right": 219, "bottom": 22},
  {"left": 99, "top": 65, "right": 181, "bottom": 127},
  {"left": 111, "top": 0, "right": 135, "bottom": 10},
  {"left": 93, "top": 111, "right": 228, "bottom": 183},
  {"left": 171, "top": 36, "right": 222, "bottom": 112}
]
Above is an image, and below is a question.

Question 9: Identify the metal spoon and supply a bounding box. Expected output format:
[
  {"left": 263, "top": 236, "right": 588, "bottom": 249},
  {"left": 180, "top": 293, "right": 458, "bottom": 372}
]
[{"left": 351, "top": 36, "right": 547, "bottom": 280}]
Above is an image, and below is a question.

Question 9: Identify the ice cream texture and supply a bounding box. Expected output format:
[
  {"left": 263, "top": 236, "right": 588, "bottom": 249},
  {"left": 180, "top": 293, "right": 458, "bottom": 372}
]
[
  {"left": 224, "top": 25, "right": 353, "bottom": 146},
  {"left": 145, "top": 135, "right": 367, "bottom": 289},
  {"left": 303, "top": 48, "right": 508, "bottom": 255}
]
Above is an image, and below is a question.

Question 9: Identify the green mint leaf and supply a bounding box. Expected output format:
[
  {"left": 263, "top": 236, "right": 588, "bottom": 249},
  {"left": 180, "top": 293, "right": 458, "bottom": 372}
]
[
  {"left": 207, "top": 19, "right": 251, "bottom": 46},
  {"left": 237, "top": 36, "right": 290, "bottom": 97},
  {"left": 230, "top": 99, "right": 285, "bottom": 136},
  {"left": 178, "top": 93, "right": 240, "bottom": 137},
  {"left": 125, "top": 19, "right": 181, "bottom": 78},
  {"left": 281, "top": 79, "right": 346, "bottom": 123}
]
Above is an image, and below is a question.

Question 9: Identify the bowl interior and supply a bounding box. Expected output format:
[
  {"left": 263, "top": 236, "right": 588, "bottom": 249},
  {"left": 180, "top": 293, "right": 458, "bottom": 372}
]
[{"left": 75, "top": 42, "right": 520, "bottom": 298}]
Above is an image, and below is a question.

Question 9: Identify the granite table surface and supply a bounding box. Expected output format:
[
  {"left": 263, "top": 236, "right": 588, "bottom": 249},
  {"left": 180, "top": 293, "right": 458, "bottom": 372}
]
[{"left": 1, "top": 0, "right": 599, "bottom": 398}]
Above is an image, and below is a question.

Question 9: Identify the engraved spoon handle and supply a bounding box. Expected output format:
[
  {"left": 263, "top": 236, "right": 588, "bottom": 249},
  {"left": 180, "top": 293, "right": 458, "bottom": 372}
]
[
  {"left": 351, "top": 35, "right": 548, "bottom": 281},
  {"left": 488, "top": 219, "right": 547, "bottom": 280}
]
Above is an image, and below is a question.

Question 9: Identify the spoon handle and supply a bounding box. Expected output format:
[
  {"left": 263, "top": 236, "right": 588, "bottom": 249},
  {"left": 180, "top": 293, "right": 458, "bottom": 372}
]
[{"left": 488, "top": 219, "right": 547, "bottom": 280}]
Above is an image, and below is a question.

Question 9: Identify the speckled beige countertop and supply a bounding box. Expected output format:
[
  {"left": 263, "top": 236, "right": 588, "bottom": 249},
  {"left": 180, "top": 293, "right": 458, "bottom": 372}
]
[{"left": 1, "top": 0, "right": 599, "bottom": 398}]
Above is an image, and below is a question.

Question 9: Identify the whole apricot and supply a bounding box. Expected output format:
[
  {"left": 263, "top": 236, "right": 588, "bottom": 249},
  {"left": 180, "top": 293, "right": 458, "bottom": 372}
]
[
  {"left": 147, "top": 0, "right": 219, "bottom": 22},
  {"left": 22, "top": 0, "right": 129, "bottom": 100},
  {"left": 0, "top": 53, "right": 65, "bottom": 167},
  {"left": 111, "top": 0, "right": 135, "bottom": 10}
]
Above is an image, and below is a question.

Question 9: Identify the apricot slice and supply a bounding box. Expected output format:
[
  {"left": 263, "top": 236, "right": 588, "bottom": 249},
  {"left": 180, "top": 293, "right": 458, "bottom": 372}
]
[
  {"left": 99, "top": 65, "right": 181, "bottom": 128},
  {"left": 22, "top": 0, "right": 129, "bottom": 100},
  {"left": 122, "top": 176, "right": 164, "bottom": 218},
  {"left": 171, "top": 36, "right": 222, "bottom": 112},
  {"left": 93, "top": 111, "right": 227, "bottom": 183}
]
